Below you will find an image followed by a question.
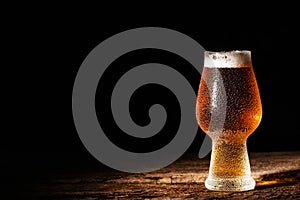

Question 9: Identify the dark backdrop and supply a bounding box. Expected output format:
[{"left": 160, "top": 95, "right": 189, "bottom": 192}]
[{"left": 2, "top": 7, "right": 299, "bottom": 195}]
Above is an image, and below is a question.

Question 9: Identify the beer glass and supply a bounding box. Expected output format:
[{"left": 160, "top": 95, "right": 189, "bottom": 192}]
[{"left": 196, "top": 50, "right": 262, "bottom": 191}]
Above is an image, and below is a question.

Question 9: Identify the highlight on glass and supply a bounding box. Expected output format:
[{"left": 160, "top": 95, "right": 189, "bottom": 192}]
[{"left": 196, "top": 50, "right": 262, "bottom": 191}]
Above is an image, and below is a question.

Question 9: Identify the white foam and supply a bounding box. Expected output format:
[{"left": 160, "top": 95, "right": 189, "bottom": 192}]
[{"left": 204, "top": 50, "right": 251, "bottom": 68}]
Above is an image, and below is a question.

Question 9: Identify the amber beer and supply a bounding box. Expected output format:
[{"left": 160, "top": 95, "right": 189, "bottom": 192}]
[{"left": 196, "top": 50, "right": 262, "bottom": 191}]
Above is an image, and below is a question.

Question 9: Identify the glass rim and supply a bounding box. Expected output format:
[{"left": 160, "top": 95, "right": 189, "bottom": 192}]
[{"left": 205, "top": 50, "right": 251, "bottom": 54}]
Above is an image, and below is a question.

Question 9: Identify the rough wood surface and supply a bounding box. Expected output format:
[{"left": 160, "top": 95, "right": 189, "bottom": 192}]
[{"left": 19, "top": 151, "right": 300, "bottom": 199}]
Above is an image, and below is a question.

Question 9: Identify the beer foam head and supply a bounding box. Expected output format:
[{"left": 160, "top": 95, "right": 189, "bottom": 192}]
[{"left": 204, "top": 50, "right": 251, "bottom": 68}]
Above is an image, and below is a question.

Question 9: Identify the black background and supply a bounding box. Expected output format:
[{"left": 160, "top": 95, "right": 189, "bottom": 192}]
[{"left": 2, "top": 6, "right": 299, "bottom": 196}]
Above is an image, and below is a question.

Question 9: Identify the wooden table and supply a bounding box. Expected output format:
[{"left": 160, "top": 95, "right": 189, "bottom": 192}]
[{"left": 18, "top": 151, "right": 300, "bottom": 199}]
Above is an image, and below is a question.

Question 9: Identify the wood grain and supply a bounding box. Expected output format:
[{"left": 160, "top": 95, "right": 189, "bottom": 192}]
[{"left": 19, "top": 151, "right": 300, "bottom": 199}]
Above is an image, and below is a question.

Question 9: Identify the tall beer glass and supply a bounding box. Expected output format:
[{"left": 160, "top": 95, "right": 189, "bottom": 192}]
[{"left": 196, "top": 50, "right": 262, "bottom": 191}]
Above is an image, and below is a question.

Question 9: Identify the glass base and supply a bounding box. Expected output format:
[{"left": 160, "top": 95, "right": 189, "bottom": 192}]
[{"left": 205, "top": 176, "right": 255, "bottom": 191}]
